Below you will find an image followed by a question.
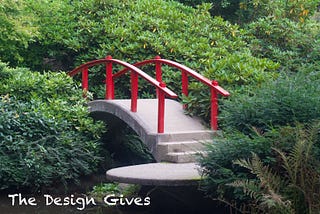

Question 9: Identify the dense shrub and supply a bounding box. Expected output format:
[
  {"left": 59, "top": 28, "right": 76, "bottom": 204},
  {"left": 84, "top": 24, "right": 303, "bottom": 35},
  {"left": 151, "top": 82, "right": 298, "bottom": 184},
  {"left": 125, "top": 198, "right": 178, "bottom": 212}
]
[
  {"left": 176, "top": 2, "right": 319, "bottom": 122},
  {"left": 236, "top": 0, "right": 318, "bottom": 23},
  {"left": 247, "top": 17, "right": 320, "bottom": 72},
  {"left": 176, "top": 0, "right": 242, "bottom": 21},
  {"left": 0, "top": 62, "right": 104, "bottom": 191},
  {"left": 232, "top": 122, "right": 320, "bottom": 213},
  {"left": 176, "top": 0, "right": 319, "bottom": 23},
  {"left": 0, "top": 0, "right": 38, "bottom": 66},
  {"left": 200, "top": 121, "right": 320, "bottom": 213},
  {"left": 199, "top": 131, "right": 273, "bottom": 199},
  {"left": 220, "top": 71, "right": 320, "bottom": 133}
]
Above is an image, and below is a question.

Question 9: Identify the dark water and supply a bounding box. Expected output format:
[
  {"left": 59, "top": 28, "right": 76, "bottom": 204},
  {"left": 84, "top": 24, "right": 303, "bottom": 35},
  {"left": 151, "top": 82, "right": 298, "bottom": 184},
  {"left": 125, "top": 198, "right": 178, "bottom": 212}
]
[{"left": 0, "top": 186, "right": 227, "bottom": 214}]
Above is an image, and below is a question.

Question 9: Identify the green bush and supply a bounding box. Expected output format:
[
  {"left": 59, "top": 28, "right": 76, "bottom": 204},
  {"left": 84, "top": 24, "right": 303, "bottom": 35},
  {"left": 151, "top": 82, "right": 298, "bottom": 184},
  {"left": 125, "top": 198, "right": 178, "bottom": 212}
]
[
  {"left": 0, "top": 62, "right": 104, "bottom": 191},
  {"left": 199, "top": 131, "right": 273, "bottom": 200},
  {"left": 176, "top": 0, "right": 241, "bottom": 21},
  {"left": 220, "top": 71, "right": 320, "bottom": 133},
  {"left": 231, "top": 122, "right": 320, "bottom": 213},
  {"left": 176, "top": 0, "right": 319, "bottom": 23},
  {"left": 236, "top": 0, "right": 318, "bottom": 24},
  {"left": 0, "top": 0, "right": 38, "bottom": 66},
  {"left": 247, "top": 17, "right": 320, "bottom": 72},
  {"left": 200, "top": 122, "right": 320, "bottom": 212}
]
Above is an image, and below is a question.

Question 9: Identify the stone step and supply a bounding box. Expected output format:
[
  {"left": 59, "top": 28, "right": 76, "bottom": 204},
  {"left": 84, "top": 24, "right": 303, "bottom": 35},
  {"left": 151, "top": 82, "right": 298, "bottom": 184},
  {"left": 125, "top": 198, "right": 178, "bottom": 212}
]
[
  {"left": 155, "top": 139, "right": 212, "bottom": 163},
  {"left": 164, "top": 151, "right": 206, "bottom": 163},
  {"left": 157, "top": 141, "right": 208, "bottom": 154},
  {"left": 157, "top": 130, "right": 216, "bottom": 143}
]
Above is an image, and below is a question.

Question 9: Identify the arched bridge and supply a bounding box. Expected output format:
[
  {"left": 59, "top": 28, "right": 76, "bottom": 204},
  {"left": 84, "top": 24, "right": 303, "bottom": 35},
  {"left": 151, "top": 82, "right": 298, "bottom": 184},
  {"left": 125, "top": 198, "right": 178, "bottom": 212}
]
[{"left": 69, "top": 56, "right": 229, "bottom": 163}]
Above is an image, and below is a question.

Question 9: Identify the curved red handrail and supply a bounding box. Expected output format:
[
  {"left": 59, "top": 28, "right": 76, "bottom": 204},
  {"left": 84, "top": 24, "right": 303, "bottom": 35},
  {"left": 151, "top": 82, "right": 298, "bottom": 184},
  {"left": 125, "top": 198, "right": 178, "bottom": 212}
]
[
  {"left": 114, "top": 58, "right": 230, "bottom": 97},
  {"left": 69, "top": 56, "right": 179, "bottom": 133},
  {"left": 68, "top": 58, "right": 177, "bottom": 98},
  {"left": 69, "top": 56, "right": 229, "bottom": 131}
]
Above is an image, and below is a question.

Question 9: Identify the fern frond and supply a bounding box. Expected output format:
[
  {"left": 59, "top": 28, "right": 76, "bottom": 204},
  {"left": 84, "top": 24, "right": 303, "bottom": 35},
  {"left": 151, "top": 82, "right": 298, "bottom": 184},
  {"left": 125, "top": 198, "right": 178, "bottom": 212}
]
[
  {"left": 273, "top": 147, "right": 295, "bottom": 182},
  {"left": 247, "top": 153, "right": 282, "bottom": 193},
  {"left": 233, "top": 153, "right": 287, "bottom": 209},
  {"left": 260, "top": 189, "right": 291, "bottom": 209},
  {"left": 233, "top": 157, "right": 253, "bottom": 171},
  {"left": 229, "top": 179, "right": 262, "bottom": 200},
  {"left": 274, "top": 137, "right": 315, "bottom": 185}
]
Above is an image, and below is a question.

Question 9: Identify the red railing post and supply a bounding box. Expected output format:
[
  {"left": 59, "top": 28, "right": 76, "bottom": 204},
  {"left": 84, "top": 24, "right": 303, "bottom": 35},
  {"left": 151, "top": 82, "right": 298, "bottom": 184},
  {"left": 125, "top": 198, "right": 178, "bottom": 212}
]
[
  {"left": 131, "top": 71, "right": 138, "bottom": 112},
  {"left": 155, "top": 56, "right": 162, "bottom": 82},
  {"left": 155, "top": 56, "right": 162, "bottom": 97},
  {"left": 82, "top": 66, "right": 88, "bottom": 98},
  {"left": 105, "top": 55, "right": 114, "bottom": 99},
  {"left": 211, "top": 80, "right": 219, "bottom": 130},
  {"left": 181, "top": 70, "right": 189, "bottom": 109},
  {"left": 158, "top": 82, "right": 166, "bottom": 133},
  {"left": 181, "top": 71, "right": 188, "bottom": 97}
]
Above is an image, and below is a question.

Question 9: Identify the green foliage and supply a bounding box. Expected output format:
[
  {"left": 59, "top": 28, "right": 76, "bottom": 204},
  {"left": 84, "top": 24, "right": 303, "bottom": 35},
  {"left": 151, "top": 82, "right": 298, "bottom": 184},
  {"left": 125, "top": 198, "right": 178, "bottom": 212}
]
[
  {"left": 231, "top": 122, "right": 320, "bottom": 213},
  {"left": 91, "top": 183, "right": 121, "bottom": 197},
  {"left": 176, "top": 0, "right": 319, "bottom": 23},
  {"left": 232, "top": 154, "right": 292, "bottom": 213},
  {"left": 199, "top": 131, "right": 273, "bottom": 200},
  {"left": 0, "top": 62, "right": 104, "bottom": 191},
  {"left": 200, "top": 122, "right": 320, "bottom": 213},
  {"left": 21, "top": 0, "right": 77, "bottom": 70},
  {"left": 176, "top": 0, "right": 242, "bottom": 21},
  {"left": 176, "top": 2, "right": 319, "bottom": 124},
  {"left": 0, "top": 0, "right": 38, "bottom": 66},
  {"left": 198, "top": 33, "right": 320, "bottom": 209},
  {"left": 247, "top": 17, "right": 320, "bottom": 72},
  {"left": 200, "top": 68, "right": 320, "bottom": 212},
  {"left": 237, "top": 0, "right": 319, "bottom": 23},
  {"left": 220, "top": 71, "right": 320, "bottom": 133},
  {"left": 90, "top": 182, "right": 141, "bottom": 204},
  {"left": 205, "top": 51, "right": 279, "bottom": 86}
]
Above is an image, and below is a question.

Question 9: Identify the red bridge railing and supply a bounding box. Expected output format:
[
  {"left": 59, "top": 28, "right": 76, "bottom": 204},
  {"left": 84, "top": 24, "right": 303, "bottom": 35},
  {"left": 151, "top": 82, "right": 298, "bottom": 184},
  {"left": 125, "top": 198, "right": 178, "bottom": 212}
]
[
  {"left": 114, "top": 56, "right": 230, "bottom": 130},
  {"left": 69, "top": 56, "right": 178, "bottom": 133},
  {"left": 69, "top": 55, "right": 229, "bottom": 132}
]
